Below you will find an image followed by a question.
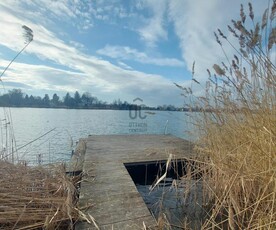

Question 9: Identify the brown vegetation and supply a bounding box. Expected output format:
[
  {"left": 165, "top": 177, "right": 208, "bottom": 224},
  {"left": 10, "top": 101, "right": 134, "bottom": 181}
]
[
  {"left": 176, "top": 1, "right": 276, "bottom": 229},
  {"left": 196, "top": 2, "right": 276, "bottom": 229},
  {"left": 0, "top": 161, "right": 79, "bottom": 229}
]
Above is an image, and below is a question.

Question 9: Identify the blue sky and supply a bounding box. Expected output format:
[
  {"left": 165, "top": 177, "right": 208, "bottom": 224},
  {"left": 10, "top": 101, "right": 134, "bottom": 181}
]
[{"left": 0, "top": 0, "right": 267, "bottom": 106}]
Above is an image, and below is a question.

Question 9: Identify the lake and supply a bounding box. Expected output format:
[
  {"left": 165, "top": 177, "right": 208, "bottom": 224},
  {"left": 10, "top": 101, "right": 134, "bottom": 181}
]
[{"left": 0, "top": 108, "right": 194, "bottom": 164}]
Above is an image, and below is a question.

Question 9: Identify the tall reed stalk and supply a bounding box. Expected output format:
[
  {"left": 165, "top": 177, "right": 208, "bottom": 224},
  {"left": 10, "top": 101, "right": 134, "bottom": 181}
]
[{"left": 178, "top": 2, "right": 276, "bottom": 229}]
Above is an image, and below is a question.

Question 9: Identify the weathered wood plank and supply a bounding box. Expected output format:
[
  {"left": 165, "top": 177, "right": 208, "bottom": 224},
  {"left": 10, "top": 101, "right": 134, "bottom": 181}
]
[
  {"left": 77, "top": 215, "right": 156, "bottom": 230},
  {"left": 76, "top": 135, "right": 193, "bottom": 229}
]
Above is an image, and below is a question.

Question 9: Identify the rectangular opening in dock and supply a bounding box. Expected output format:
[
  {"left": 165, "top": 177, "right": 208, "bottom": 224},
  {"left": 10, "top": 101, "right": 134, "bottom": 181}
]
[
  {"left": 124, "top": 159, "right": 200, "bottom": 186},
  {"left": 124, "top": 159, "right": 206, "bottom": 229}
]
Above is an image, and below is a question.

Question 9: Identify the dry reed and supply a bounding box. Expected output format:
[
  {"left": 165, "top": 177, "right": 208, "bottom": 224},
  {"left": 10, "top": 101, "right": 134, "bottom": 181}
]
[
  {"left": 176, "top": 1, "right": 276, "bottom": 229},
  {"left": 0, "top": 161, "right": 79, "bottom": 229}
]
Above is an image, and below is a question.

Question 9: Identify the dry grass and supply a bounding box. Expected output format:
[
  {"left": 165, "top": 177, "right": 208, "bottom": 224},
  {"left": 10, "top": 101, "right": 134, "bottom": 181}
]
[
  {"left": 176, "top": 2, "right": 276, "bottom": 229},
  {"left": 195, "top": 2, "right": 276, "bottom": 229},
  {"left": 197, "top": 108, "right": 276, "bottom": 229},
  {"left": 0, "top": 161, "right": 80, "bottom": 229}
]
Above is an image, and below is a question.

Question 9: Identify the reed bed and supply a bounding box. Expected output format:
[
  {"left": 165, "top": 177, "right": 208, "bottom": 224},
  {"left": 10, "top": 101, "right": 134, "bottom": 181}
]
[
  {"left": 175, "top": 2, "right": 276, "bottom": 229},
  {"left": 0, "top": 161, "right": 79, "bottom": 229},
  {"left": 196, "top": 2, "right": 276, "bottom": 229},
  {"left": 198, "top": 110, "right": 276, "bottom": 229}
]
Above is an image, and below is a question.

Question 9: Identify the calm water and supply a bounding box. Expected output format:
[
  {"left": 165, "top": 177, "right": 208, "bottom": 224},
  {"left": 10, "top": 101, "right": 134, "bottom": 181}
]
[{"left": 0, "top": 108, "right": 193, "bottom": 164}]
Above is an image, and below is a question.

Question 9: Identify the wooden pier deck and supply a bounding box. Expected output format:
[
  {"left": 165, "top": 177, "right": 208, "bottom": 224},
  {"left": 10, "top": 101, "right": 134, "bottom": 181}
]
[{"left": 76, "top": 135, "right": 194, "bottom": 230}]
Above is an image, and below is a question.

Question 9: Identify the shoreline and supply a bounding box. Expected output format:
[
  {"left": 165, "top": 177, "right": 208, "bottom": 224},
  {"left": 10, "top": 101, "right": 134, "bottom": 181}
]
[{"left": 0, "top": 105, "right": 192, "bottom": 112}]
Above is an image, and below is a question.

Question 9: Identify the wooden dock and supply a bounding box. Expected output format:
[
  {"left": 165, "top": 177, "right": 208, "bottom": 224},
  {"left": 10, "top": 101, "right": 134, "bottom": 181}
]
[{"left": 76, "top": 134, "right": 194, "bottom": 230}]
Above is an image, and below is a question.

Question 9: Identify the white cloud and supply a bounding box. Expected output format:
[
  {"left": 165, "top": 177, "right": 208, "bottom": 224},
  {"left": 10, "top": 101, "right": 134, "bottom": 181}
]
[
  {"left": 69, "top": 40, "right": 85, "bottom": 50},
  {"left": 0, "top": 58, "right": 184, "bottom": 105},
  {"left": 0, "top": 0, "right": 94, "bottom": 32},
  {"left": 0, "top": 60, "right": 85, "bottom": 92},
  {"left": 117, "top": 61, "right": 133, "bottom": 70},
  {"left": 1, "top": 0, "right": 267, "bottom": 106},
  {"left": 0, "top": 3, "right": 185, "bottom": 106},
  {"left": 168, "top": 0, "right": 268, "bottom": 81},
  {"left": 137, "top": 0, "right": 168, "bottom": 47},
  {"left": 97, "top": 45, "right": 184, "bottom": 67}
]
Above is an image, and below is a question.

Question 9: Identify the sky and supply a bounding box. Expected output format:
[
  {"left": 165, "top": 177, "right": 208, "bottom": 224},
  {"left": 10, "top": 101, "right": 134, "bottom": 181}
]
[{"left": 0, "top": 0, "right": 268, "bottom": 106}]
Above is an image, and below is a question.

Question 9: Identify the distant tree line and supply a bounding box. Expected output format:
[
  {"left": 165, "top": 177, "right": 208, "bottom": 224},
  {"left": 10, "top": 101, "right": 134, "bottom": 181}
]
[{"left": 0, "top": 89, "right": 183, "bottom": 111}]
